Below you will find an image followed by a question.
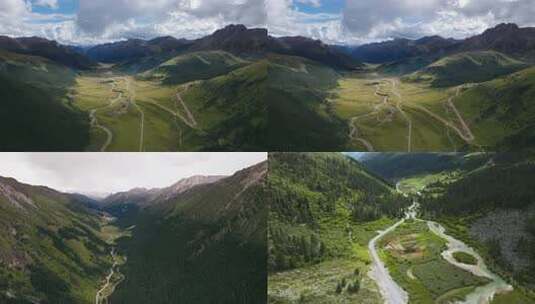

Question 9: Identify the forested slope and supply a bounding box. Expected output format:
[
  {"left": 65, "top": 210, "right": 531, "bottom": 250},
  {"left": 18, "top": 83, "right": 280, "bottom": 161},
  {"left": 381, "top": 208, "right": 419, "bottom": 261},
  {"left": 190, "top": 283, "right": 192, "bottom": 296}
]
[
  {"left": 268, "top": 152, "right": 411, "bottom": 271},
  {"left": 415, "top": 153, "right": 535, "bottom": 300},
  {"left": 0, "top": 51, "right": 89, "bottom": 151},
  {"left": 109, "top": 162, "right": 267, "bottom": 304},
  {"left": 358, "top": 153, "right": 490, "bottom": 181},
  {"left": 0, "top": 177, "right": 112, "bottom": 304}
]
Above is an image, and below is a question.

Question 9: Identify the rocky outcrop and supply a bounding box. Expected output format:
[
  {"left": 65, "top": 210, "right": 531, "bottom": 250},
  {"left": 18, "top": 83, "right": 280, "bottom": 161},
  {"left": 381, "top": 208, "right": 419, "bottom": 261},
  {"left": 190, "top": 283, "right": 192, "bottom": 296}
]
[{"left": 0, "top": 180, "right": 35, "bottom": 210}]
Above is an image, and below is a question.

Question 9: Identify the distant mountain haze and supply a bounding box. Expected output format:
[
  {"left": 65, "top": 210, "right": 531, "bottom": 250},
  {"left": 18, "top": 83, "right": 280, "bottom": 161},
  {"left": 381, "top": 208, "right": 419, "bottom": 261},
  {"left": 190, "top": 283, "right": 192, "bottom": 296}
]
[
  {"left": 349, "top": 23, "right": 535, "bottom": 64},
  {"left": 84, "top": 24, "right": 362, "bottom": 70},
  {"left": 0, "top": 36, "right": 96, "bottom": 69}
]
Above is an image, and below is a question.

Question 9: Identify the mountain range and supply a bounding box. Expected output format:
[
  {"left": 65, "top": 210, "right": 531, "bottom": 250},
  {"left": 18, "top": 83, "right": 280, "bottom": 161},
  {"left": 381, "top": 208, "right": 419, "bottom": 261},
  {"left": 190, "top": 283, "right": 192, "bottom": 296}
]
[
  {"left": 1, "top": 23, "right": 535, "bottom": 151},
  {"left": 84, "top": 24, "right": 361, "bottom": 70},
  {"left": 0, "top": 161, "right": 267, "bottom": 304},
  {"left": 349, "top": 23, "right": 535, "bottom": 64},
  {"left": 101, "top": 175, "right": 226, "bottom": 208}
]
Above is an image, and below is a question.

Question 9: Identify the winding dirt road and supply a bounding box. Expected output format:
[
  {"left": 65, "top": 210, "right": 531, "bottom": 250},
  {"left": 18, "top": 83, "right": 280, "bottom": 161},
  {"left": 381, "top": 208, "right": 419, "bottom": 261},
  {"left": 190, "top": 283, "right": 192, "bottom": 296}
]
[
  {"left": 349, "top": 115, "right": 375, "bottom": 152},
  {"left": 346, "top": 77, "right": 476, "bottom": 151},
  {"left": 368, "top": 216, "right": 410, "bottom": 304},
  {"left": 89, "top": 80, "right": 122, "bottom": 152},
  {"left": 125, "top": 78, "right": 145, "bottom": 152},
  {"left": 388, "top": 79, "right": 413, "bottom": 152},
  {"left": 348, "top": 82, "right": 393, "bottom": 152},
  {"left": 445, "top": 87, "right": 475, "bottom": 142},
  {"left": 175, "top": 92, "right": 197, "bottom": 128},
  {"left": 348, "top": 78, "right": 413, "bottom": 152},
  {"left": 367, "top": 202, "right": 420, "bottom": 304},
  {"left": 175, "top": 83, "right": 198, "bottom": 128}
]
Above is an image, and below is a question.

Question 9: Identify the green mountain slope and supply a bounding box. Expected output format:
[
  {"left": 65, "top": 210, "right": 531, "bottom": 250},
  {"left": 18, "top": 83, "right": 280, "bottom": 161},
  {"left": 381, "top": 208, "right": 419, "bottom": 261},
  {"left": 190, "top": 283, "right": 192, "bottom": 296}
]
[
  {"left": 178, "top": 60, "right": 268, "bottom": 150},
  {"left": 0, "top": 50, "right": 89, "bottom": 151},
  {"left": 377, "top": 55, "right": 438, "bottom": 75},
  {"left": 178, "top": 54, "right": 348, "bottom": 151},
  {"left": 265, "top": 55, "right": 347, "bottom": 151},
  {"left": 358, "top": 153, "right": 491, "bottom": 181},
  {"left": 141, "top": 50, "right": 249, "bottom": 85},
  {"left": 109, "top": 162, "right": 267, "bottom": 304},
  {"left": 420, "top": 153, "right": 535, "bottom": 215},
  {"left": 268, "top": 153, "right": 410, "bottom": 271},
  {"left": 406, "top": 51, "right": 527, "bottom": 87},
  {"left": 268, "top": 153, "right": 411, "bottom": 303},
  {"left": 453, "top": 66, "right": 535, "bottom": 150},
  {"left": 0, "top": 177, "right": 113, "bottom": 304}
]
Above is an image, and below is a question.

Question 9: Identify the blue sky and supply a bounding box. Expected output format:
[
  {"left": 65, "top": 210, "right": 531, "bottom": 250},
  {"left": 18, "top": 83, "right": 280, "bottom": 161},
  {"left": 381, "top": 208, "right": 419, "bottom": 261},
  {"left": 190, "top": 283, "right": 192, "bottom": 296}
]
[
  {"left": 30, "top": 0, "right": 78, "bottom": 14},
  {"left": 294, "top": 0, "right": 344, "bottom": 14},
  {"left": 1, "top": 0, "right": 534, "bottom": 45}
]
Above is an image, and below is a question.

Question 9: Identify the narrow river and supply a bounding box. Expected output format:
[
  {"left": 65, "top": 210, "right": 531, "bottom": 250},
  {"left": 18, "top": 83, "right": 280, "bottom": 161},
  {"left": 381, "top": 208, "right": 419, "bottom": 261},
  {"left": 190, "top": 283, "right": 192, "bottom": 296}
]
[
  {"left": 427, "top": 221, "right": 513, "bottom": 303},
  {"left": 95, "top": 248, "right": 124, "bottom": 304},
  {"left": 368, "top": 193, "right": 512, "bottom": 304}
]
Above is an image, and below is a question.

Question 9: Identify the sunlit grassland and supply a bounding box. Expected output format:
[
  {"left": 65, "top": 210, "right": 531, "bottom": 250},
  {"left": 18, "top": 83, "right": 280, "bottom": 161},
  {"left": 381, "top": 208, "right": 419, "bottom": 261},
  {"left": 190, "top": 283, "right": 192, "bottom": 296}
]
[
  {"left": 131, "top": 79, "right": 179, "bottom": 110},
  {"left": 74, "top": 58, "right": 265, "bottom": 151},
  {"left": 397, "top": 171, "right": 461, "bottom": 194},
  {"left": 330, "top": 72, "right": 467, "bottom": 151},
  {"left": 405, "top": 108, "right": 464, "bottom": 151},
  {"left": 378, "top": 220, "right": 489, "bottom": 303},
  {"left": 74, "top": 73, "right": 206, "bottom": 151},
  {"left": 128, "top": 79, "right": 208, "bottom": 151},
  {"left": 137, "top": 102, "right": 181, "bottom": 151},
  {"left": 73, "top": 76, "right": 118, "bottom": 111},
  {"left": 97, "top": 102, "right": 141, "bottom": 151},
  {"left": 331, "top": 76, "right": 378, "bottom": 120}
]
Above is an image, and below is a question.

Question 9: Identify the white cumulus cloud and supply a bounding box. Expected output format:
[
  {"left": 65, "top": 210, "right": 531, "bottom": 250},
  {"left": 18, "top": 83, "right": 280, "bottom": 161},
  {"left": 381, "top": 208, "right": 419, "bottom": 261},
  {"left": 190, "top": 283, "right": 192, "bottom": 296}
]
[{"left": 1, "top": 0, "right": 535, "bottom": 45}]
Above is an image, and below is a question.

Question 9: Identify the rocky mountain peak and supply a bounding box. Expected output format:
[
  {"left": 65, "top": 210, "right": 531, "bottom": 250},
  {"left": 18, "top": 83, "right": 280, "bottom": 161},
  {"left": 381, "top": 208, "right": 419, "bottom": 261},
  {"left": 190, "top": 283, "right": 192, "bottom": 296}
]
[
  {"left": 102, "top": 175, "right": 227, "bottom": 207},
  {"left": 157, "top": 175, "right": 226, "bottom": 201},
  {"left": 212, "top": 24, "right": 268, "bottom": 38},
  {"left": 484, "top": 23, "right": 520, "bottom": 35}
]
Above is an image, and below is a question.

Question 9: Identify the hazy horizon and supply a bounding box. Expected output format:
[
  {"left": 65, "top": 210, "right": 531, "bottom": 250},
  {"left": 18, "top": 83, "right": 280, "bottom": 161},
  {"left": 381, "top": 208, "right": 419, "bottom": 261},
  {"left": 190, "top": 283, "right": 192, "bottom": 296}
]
[
  {"left": 0, "top": 153, "right": 266, "bottom": 194},
  {"left": 1, "top": 0, "right": 534, "bottom": 46}
]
